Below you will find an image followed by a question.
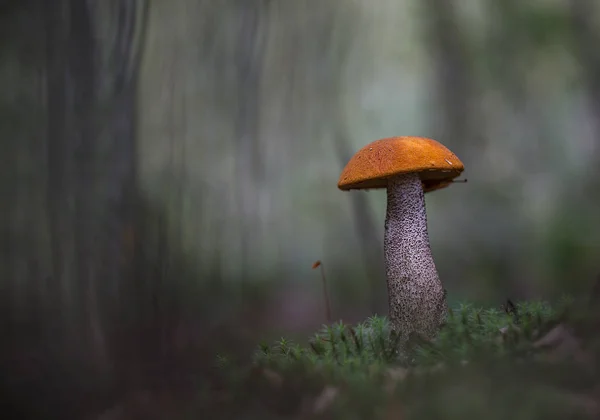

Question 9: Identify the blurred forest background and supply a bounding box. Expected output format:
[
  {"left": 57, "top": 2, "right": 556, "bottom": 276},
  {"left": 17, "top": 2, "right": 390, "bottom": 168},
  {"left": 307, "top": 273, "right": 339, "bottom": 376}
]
[{"left": 1, "top": 0, "right": 600, "bottom": 417}]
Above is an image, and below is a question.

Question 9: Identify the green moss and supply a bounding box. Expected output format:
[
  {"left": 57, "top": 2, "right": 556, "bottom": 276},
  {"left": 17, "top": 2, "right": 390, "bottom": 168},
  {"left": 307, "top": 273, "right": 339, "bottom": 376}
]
[
  {"left": 251, "top": 299, "right": 562, "bottom": 370},
  {"left": 210, "top": 297, "right": 599, "bottom": 420}
]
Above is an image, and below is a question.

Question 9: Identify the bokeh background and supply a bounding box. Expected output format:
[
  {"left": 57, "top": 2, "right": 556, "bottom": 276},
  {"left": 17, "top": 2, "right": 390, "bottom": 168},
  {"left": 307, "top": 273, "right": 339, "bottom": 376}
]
[{"left": 1, "top": 0, "right": 599, "bottom": 417}]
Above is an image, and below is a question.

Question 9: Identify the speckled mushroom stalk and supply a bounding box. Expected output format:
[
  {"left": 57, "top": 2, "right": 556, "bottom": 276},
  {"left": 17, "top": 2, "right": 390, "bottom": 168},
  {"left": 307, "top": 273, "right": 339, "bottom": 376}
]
[{"left": 384, "top": 173, "right": 447, "bottom": 341}]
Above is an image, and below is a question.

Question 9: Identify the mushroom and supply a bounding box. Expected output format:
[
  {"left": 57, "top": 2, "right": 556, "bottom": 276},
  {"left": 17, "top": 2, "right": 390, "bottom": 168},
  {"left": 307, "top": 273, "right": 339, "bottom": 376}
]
[{"left": 338, "top": 136, "right": 465, "bottom": 341}]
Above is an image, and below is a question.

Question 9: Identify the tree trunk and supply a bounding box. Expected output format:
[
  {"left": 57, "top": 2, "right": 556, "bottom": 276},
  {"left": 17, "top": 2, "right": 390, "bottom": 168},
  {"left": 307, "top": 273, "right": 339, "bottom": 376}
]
[
  {"left": 42, "top": 0, "right": 149, "bottom": 388},
  {"left": 234, "top": 1, "right": 267, "bottom": 294},
  {"left": 334, "top": 133, "right": 385, "bottom": 313},
  {"left": 44, "top": 0, "right": 76, "bottom": 330},
  {"left": 568, "top": 0, "right": 600, "bottom": 164}
]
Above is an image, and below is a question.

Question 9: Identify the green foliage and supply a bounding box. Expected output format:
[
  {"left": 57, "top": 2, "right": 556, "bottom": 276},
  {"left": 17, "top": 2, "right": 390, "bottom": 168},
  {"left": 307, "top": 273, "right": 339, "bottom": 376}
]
[
  {"left": 208, "top": 297, "right": 600, "bottom": 419},
  {"left": 252, "top": 317, "right": 403, "bottom": 378},
  {"left": 252, "top": 300, "right": 560, "bottom": 372}
]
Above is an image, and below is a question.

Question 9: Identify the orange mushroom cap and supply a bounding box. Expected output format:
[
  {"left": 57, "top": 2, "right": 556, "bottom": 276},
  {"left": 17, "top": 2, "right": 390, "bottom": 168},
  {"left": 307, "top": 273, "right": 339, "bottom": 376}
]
[{"left": 337, "top": 136, "right": 465, "bottom": 193}]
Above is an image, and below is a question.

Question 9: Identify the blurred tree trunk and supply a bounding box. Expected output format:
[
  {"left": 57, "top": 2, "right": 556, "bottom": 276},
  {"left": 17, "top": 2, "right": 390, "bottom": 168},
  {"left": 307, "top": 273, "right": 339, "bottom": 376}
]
[
  {"left": 72, "top": 0, "right": 108, "bottom": 368},
  {"left": 568, "top": 0, "right": 600, "bottom": 165},
  {"left": 97, "top": 0, "right": 149, "bottom": 376},
  {"left": 567, "top": 0, "right": 600, "bottom": 288},
  {"left": 44, "top": 0, "right": 111, "bottom": 372},
  {"left": 326, "top": 3, "right": 384, "bottom": 312},
  {"left": 43, "top": 0, "right": 149, "bottom": 380},
  {"left": 421, "top": 0, "right": 477, "bottom": 148},
  {"left": 234, "top": 1, "right": 268, "bottom": 294},
  {"left": 44, "top": 0, "right": 74, "bottom": 324},
  {"left": 334, "top": 133, "right": 385, "bottom": 312}
]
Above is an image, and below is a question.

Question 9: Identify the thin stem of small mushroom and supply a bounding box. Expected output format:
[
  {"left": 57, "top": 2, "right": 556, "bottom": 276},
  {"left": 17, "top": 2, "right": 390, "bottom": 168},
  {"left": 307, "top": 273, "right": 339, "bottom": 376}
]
[
  {"left": 384, "top": 173, "right": 448, "bottom": 342},
  {"left": 320, "top": 263, "right": 333, "bottom": 323}
]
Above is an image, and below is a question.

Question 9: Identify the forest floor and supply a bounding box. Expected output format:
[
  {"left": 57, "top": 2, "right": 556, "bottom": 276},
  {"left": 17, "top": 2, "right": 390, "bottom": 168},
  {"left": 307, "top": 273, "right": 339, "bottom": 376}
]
[{"left": 92, "top": 295, "right": 600, "bottom": 420}]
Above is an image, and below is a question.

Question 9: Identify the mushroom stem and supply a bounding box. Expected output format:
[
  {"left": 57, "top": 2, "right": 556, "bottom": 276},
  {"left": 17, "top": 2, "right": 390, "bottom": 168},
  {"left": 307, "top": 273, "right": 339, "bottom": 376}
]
[{"left": 384, "top": 173, "right": 447, "bottom": 340}]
